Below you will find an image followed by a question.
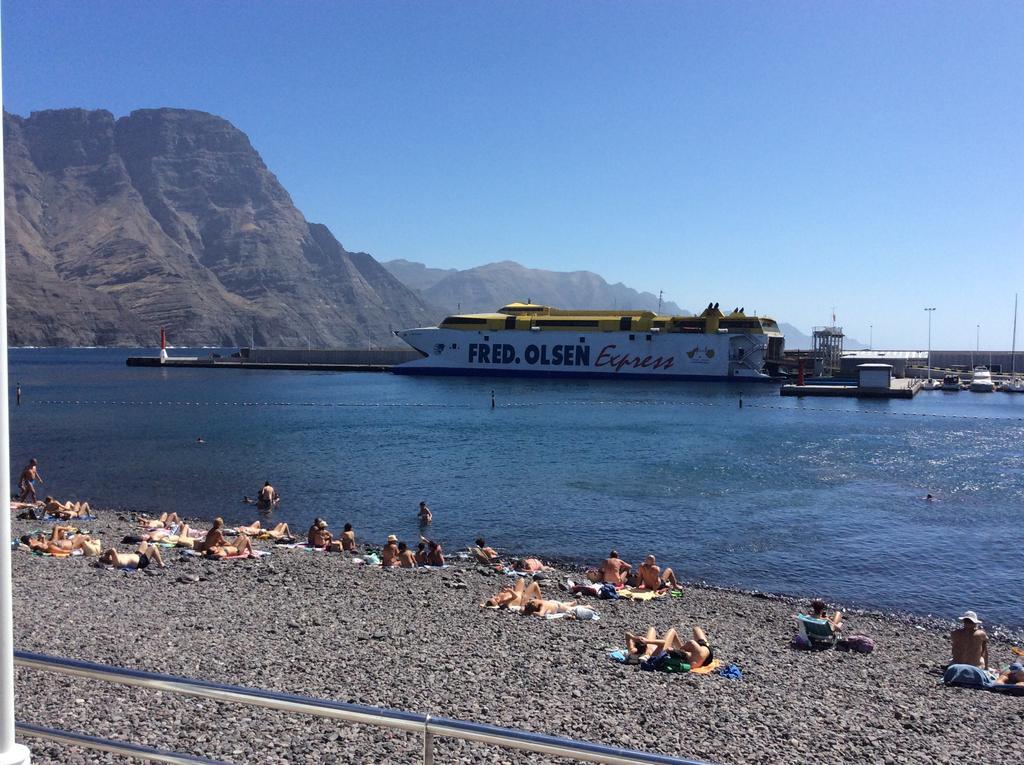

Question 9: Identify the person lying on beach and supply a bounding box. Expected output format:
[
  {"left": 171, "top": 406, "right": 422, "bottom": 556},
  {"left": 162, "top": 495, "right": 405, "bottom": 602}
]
[
  {"left": 341, "top": 523, "right": 357, "bottom": 552},
  {"left": 236, "top": 521, "right": 293, "bottom": 540},
  {"left": 522, "top": 598, "right": 597, "bottom": 620},
  {"left": 418, "top": 501, "right": 432, "bottom": 524},
  {"left": 204, "top": 534, "right": 255, "bottom": 559},
  {"left": 951, "top": 611, "right": 988, "bottom": 669},
  {"left": 142, "top": 523, "right": 194, "bottom": 544},
  {"left": 625, "top": 626, "right": 714, "bottom": 668},
  {"left": 513, "top": 557, "right": 547, "bottom": 573},
  {"left": 381, "top": 535, "right": 400, "bottom": 566},
  {"left": 996, "top": 663, "right": 1024, "bottom": 685},
  {"left": 588, "top": 551, "right": 631, "bottom": 584},
  {"left": 398, "top": 541, "right": 417, "bottom": 568},
  {"left": 138, "top": 512, "right": 181, "bottom": 529},
  {"left": 20, "top": 527, "right": 97, "bottom": 555},
  {"left": 307, "top": 519, "right": 332, "bottom": 549},
  {"left": 810, "top": 599, "right": 843, "bottom": 632},
  {"left": 99, "top": 541, "right": 166, "bottom": 569},
  {"left": 475, "top": 538, "right": 499, "bottom": 561},
  {"left": 635, "top": 555, "right": 679, "bottom": 591},
  {"left": 483, "top": 579, "right": 543, "bottom": 608},
  {"left": 42, "top": 497, "right": 92, "bottom": 519}
]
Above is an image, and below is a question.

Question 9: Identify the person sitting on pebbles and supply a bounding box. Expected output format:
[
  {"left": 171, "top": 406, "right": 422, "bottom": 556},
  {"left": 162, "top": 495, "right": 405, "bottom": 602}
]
[
  {"left": 381, "top": 535, "right": 400, "bottom": 567},
  {"left": 307, "top": 518, "right": 332, "bottom": 549},
  {"left": 483, "top": 579, "right": 543, "bottom": 608},
  {"left": 634, "top": 554, "right": 679, "bottom": 591},
  {"left": 951, "top": 610, "right": 988, "bottom": 669},
  {"left": 625, "top": 626, "right": 715, "bottom": 668},
  {"left": 21, "top": 526, "right": 99, "bottom": 556},
  {"left": 341, "top": 523, "right": 357, "bottom": 552},
  {"left": 42, "top": 496, "right": 92, "bottom": 519},
  {"left": 415, "top": 541, "right": 429, "bottom": 566},
  {"left": 397, "top": 541, "right": 417, "bottom": 568},
  {"left": 425, "top": 538, "right": 445, "bottom": 566},
  {"left": 99, "top": 541, "right": 166, "bottom": 569},
  {"left": 587, "top": 550, "right": 631, "bottom": 585}
]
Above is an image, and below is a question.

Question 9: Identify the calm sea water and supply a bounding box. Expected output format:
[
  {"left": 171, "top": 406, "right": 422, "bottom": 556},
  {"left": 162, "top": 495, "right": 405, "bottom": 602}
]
[{"left": 9, "top": 348, "right": 1024, "bottom": 626}]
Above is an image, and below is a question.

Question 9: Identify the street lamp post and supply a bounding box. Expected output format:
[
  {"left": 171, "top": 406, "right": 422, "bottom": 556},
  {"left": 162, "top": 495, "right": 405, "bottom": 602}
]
[
  {"left": 869, "top": 324, "right": 873, "bottom": 350},
  {"left": 0, "top": 11, "right": 34, "bottom": 763},
  {"left": 925, "top": 308, "right": 936, "bottom": 381},
  {"left": 974, "top": 325, "right": 979, "bottom": 368}
]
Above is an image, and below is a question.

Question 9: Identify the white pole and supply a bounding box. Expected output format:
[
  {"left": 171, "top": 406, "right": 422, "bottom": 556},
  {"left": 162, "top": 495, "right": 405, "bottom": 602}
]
[
  {"left": 0, "top": 10, "right": 33, "bottom": 763},
  {"left": 925, "top": 308, "right": 935, "bottom": 380},
  {"left": 1012, "top": 294, "right": 1018, "bottom": 376}
]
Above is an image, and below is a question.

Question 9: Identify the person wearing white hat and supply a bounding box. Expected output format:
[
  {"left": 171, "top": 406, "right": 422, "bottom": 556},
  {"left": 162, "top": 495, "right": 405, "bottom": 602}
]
[
  {"left": 951, "top": 610, "right": 988, "bottom": 669},
  {"left": 381, "top": 535, "right": 400, "bottom": 567}
]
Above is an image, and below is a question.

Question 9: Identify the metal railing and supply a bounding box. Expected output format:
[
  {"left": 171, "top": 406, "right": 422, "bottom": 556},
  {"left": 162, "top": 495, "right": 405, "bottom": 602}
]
[{"left": 15, "top": 651, "right": 706, "bottom": 765}]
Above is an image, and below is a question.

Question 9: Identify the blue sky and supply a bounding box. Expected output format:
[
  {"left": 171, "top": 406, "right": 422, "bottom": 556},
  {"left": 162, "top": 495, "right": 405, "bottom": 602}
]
[{"left": 3, "top": 1, "right": 1022, "bottom": 348}]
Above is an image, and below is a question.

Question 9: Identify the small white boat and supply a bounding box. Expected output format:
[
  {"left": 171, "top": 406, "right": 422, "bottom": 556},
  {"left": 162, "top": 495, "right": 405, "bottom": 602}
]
[
  {"left": 921, "top": 378, "right": 942, "bottom": 390},
  {"left": 1002, "top": 377, "right": 1024, "bottom": 393},
  {"left": 969, "top": 367, "right": 996, "bottom": 392},
  {"left": 941, "top": 374, "right": 961, "bottom": 391}
]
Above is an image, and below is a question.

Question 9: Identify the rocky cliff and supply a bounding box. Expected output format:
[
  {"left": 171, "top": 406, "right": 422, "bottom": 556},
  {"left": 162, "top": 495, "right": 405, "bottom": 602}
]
[
  {"left": 4, "top": 108, "right": 435, "bottom": 347},
  {"left": 382, "top": 259, "right": 685, "bottom": 316}
]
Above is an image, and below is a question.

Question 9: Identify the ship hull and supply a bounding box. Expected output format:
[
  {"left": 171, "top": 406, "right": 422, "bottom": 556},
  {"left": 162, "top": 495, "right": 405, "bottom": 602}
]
[{"left": 393, "top": 328, "right": 775, "bottom": 382}]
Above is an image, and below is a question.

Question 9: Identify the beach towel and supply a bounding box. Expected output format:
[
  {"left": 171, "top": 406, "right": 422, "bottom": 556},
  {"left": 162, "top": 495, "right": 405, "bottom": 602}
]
[
  {"left": 618, "top": 588, "right": 667, "bottom": 601},
  {"left": 942, "top": 664, "right": 992, "bottom": 689},
  {"left": 716, "top": 663, "right": 743, "bottom": 680}
]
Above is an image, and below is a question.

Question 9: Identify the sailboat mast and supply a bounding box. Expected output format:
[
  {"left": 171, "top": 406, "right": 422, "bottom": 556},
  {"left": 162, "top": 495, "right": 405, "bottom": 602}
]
[{"left": 1012, "top": 293, "right": 1018, "bottom": 376}]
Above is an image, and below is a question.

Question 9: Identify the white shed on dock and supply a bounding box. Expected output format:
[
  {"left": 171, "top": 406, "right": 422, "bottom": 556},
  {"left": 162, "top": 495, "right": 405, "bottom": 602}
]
[{"left": 858, "top": 363, "right": 893, "bottom": 390}]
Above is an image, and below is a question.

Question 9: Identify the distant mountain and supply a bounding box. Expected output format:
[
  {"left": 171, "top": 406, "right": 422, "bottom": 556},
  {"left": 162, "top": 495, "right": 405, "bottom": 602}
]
[
  {"left": 382, "top": 259, "right": 685, "bottom": 316},
  {"left": 4, "top": 108, "right": 434, "bottom": 347}
]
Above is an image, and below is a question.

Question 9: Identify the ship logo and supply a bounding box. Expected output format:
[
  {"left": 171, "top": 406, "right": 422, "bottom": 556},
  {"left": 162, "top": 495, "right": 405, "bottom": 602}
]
[
  {"left": 685, "top": 346, "right": 716, "bottom": 362},
  {"left": 432, "top": 343, "right": 445, "bottom": 355}
]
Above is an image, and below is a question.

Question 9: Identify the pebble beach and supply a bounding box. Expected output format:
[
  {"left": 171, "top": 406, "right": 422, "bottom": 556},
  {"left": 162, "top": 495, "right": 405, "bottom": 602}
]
[{"left": 11, "top": 510, "right": 1024, "bottom": 765}]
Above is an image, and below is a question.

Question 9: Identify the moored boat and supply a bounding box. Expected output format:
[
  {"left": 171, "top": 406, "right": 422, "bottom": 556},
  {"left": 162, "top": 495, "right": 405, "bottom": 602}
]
[
  {"left": 394, "top": 302, "right": 785, "bottom": 381},
  {"left": 968, "top": 367, "right": 996, "bottom": 392},
  {"left": 941, "top": 374, "right": 961, "bottom": 391}
]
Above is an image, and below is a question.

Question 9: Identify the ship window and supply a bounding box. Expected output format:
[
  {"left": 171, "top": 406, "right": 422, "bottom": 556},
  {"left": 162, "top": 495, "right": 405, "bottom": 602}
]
[
  {"left": 646, "top": 334, "right": 652, "bottom": 341},
  {"left": 619, "top": 317, "right": 631, "bottom": 331},
  {"left": 506, "top": 316, "right": 516, "bottom": 329},
  {"left": 484, "top": 335, "right": 489, "bottom": 341},
  {"left": 629, "top": 334, "right": 635, "bottom": 341},
  {"left": 450, "top": 343, "right": 457, "bottom": 349},
  {"left": 579, "top": 337, "right": 585, "bottom": 343}
]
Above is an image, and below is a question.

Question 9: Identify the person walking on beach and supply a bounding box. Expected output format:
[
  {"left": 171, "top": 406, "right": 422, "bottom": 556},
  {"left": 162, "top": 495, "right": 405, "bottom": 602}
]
[
  {"left": 951, "top": 610, "right": 988, "bottom": 669},
  {"left": 17, "top": 458, "right": 43, "bottom": 503},
  {"left": 256, "top": 481, "right": 278, "bottom": 511},
  {"left": 418, "top": 501, "right": 432, "bottom": 524}
]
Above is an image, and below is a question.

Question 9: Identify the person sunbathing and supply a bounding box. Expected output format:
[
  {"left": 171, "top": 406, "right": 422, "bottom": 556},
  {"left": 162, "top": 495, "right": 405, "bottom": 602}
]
[
  {"left": 810, "top": 599, "right": 843, "bottom": 632},
  {"left": 951, "top": 611, "right": 989, "bottom": 668},
  {"left": 513, "top": 557, "right": 547, "bottom": 573},
  {"left": 99, "top": 541, "right": 165, "bottom": 569},
  {"left": 41, "top": 497, "right": 92, "bottom": 519},
  {"left": 521, "top": 598, "right": 596, "bottom": 620},
  {"left": 635, "top": 555, "right": 679, "bottom": 591},
  {"left": 381, "top": 535, "right": 400, "bottom": 567},
  {"left": 415, "top": 542, "right": 428, "bottom": 566},
  {"left": 425, "top": 540, "right": 445, "bottom": 566},
  {"left": 588, "top": 550, "right": 631, "bottom": 584},
  {"left": 144, "top": 523, "right": 193, "bottom": 544},
  {"left": 21, "top": 527, "right": 96, "bottom": 555},
  {"left": 138, "top": 512, "right": 181, "bottom": 529},
  {"left": 397, "top": 541, "right": 417, "bottom": 568},
  {"left": 625, "top": 626, "right": 714, "bottom": 668},
  {"left": 996, "top": 662, "right": 1024, "bottom": 685},
  {"left": 204, "top": 534, "right": 255, "bottom": 559},
  {"left": 307, "top": 519, "right": 332, "bottom": 548},
  {"left": 483, "top": 579, "right": 543, "bottom": 608},
  {"left": 341, "top": 523, "right": 357, "bottom": 552},
  {"left": 475, "top": 538, "right": 499, "bottom": 561},
  {"left": 237, "top": 521, "right": 293, "bottom": 541}
]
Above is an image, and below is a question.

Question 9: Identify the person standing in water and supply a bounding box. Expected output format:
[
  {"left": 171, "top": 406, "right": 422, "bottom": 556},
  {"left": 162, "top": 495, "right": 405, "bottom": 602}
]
[
  {"left": 418, "top": 501, "right": 432, "bottom": 524},
  {"left": 256, "top": 481, "right": 278, "bottom": 511}
]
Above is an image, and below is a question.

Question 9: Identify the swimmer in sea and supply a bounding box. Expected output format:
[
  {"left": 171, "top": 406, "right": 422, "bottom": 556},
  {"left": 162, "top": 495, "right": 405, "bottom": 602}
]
[{"left": 418, "top": 501, "right": 432, "bottom": 524}]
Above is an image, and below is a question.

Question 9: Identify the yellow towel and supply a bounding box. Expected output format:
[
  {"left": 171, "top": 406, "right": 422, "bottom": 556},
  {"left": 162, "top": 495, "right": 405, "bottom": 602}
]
[{"left": 690, "top": 659, "right": 723, "bottom": 675}]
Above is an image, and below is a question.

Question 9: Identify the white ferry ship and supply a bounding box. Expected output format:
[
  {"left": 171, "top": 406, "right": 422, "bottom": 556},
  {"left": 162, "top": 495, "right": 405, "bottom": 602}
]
[{"left": 394, "top": 302, "right": 784, "bottom": 381}]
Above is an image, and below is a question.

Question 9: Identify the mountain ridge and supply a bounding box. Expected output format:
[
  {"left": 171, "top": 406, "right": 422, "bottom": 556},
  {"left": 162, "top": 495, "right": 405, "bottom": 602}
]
[{"left": 4, "top": 107, "right": 433, "bottom": 347}]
